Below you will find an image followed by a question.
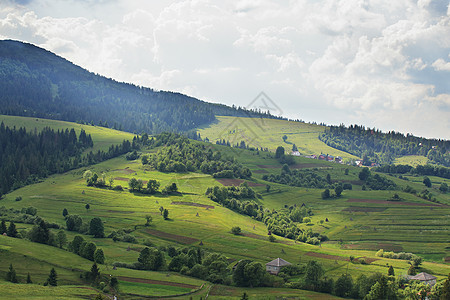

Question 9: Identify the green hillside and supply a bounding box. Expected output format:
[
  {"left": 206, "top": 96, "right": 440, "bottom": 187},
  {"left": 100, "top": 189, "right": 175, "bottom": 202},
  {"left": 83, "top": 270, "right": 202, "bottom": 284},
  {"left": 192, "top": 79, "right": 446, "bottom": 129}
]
[
  {"left": 0, "top": 117, "right": 448, "bottom": 299},
  {"left": 197, "top": 116, "right": 359, "bottom": 160},
  {"left": 0, "top": 115, "right": 134, "bottom": 153}
]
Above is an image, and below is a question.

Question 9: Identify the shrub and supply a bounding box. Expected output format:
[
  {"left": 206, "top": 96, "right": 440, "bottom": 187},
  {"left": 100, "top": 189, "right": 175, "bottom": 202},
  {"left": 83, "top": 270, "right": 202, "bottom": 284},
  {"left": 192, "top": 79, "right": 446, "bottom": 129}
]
[{"left": 231, "top": 226, "right": 241, "bottom": 235}]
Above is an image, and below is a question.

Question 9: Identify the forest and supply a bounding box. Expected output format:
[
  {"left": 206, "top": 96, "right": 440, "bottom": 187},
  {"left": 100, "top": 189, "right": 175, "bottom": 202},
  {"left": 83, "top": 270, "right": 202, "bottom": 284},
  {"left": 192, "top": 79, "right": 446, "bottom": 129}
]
[
  {"left": 319, "top": 124, "right": 450, "bottom": 167},
  {"left": 0, "top": 122, "right": 138, "bottom": 196},
  {"left": 0, "top": 40, "right": 283, "bottom": 135},
  {"left": 141, "top": 134, "right": 252, "bottom": 179}
]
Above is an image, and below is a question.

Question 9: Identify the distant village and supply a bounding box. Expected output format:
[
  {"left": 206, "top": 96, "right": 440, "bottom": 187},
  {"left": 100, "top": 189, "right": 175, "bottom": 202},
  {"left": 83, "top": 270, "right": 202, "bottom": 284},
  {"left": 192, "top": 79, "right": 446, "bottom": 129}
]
[{"left": 290, "top": 151, "right": 380, "bottom": 167}]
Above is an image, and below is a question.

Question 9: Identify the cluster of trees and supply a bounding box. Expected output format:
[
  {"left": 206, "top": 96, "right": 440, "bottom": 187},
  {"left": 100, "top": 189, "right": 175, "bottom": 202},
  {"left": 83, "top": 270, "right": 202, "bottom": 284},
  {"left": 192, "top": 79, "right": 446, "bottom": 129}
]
[
  {"left": 68, "top": 235, "right": 105, "bottom": 264},
  {"left": 205, "top": 184, "right": 326, "bottom": 244},
  {"left": 206, "top": 184, "right": 259, "bottom": 217},
  {"left": 0, "top": 40, "right": 284, "bottom": 135},
  {"left": 359, "top": 168, "right": 397, "bottom": 190},
  {"left": 0, "top": 123, "right": 93, "bottom": 195},
  {"left": 320, "top": 124, "right": 449, "bottom": 166},
  {"left": 141, "top": 134, "right": 252, "bottom": 179},
  {"left": 275, "top": 146, "right": 295, "bottom": 165},
  {"left": 262, "top": 167, "right": 331, "bottom": 189},
  {"left": 374, "top": 164, "right": 450, "bottom": 180}
]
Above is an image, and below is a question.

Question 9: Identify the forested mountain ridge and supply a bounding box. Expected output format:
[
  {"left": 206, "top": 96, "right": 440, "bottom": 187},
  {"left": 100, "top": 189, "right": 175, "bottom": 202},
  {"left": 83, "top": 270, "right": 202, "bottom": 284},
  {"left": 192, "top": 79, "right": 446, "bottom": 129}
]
[
  {"left": 0, "top": 40, "right": 277, "bottom": 134},
  {"left": 319, "top": 124, "right": 450, "bottom": 167}
]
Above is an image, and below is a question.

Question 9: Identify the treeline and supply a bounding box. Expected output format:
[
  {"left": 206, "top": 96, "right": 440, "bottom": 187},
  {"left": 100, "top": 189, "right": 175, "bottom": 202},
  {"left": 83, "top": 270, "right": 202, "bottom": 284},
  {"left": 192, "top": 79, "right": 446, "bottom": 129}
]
[
  {"left": 0, "top": 123, "right": 92, "bottom": 195},
  {"left": 262, "top": 167, "right": 330, "bottom": 189},
  {"left": 0, "top": 122, "right": 138, "bottom": 196},
  {"left": 0, "top": 40, "right": 284, "bottom": 135},
  {"left": 141, "top": 133, "right": 252, "bottom": 179},
  {"left": 206, "top": 184, "right": 327, "bottom": 244},
  {"left": 319, "top": 124, "right": 449, "bottom": 166},
  {"left": 374, "top": 164, "right": 450, "bottom": 179}
]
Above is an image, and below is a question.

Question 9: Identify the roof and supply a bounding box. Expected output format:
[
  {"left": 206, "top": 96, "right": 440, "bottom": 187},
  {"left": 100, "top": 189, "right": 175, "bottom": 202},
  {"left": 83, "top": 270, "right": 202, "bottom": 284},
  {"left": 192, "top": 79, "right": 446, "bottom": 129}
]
[
  {"left": 266, "top": 258, "right": 291, "bottom": 267},
  {"left": 409, "top": 272, "right": 437, "bottom": 281}
]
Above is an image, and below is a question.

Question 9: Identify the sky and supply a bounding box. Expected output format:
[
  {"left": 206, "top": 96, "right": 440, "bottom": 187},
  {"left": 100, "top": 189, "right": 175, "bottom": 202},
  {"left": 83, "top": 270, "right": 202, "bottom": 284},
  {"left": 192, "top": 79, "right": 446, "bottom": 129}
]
[{"left": 0, "top": 0, "right": 449, "bottom": 139}]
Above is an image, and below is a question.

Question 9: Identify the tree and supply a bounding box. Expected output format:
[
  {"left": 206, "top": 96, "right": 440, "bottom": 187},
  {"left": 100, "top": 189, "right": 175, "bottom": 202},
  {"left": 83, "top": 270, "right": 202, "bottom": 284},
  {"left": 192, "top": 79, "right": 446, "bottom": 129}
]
[
  {"left": 7, "top": 221, "right": 18, "bottom": 237},
  {"left": 62, "top": 208, "right": 69, "bottom": 217},
  {"left": 163, "top": 209, "right": 169, "bottom": 220},
  {"left": 335, "top": 185, "right": 343, "bottom": 197},
  {"left": 326, "top": 174, "right": 331, "bottom": 184},
  {"left": 94, "top": 248, "right": 105, "bottom": 264},
  {"left": 69, "top": 235, "right": 85, "bottom": 254},
  {"left": 6, "top": 264, "right": 18, "bottom": 283},
  {"left": 423, "top": 177, "right": 432, "bottom": 188},
  {"left": 232, "top": 259, "right": 252, "bottom": 287},
  {"left": 292, "top": 144, "right": 298, "bottom": 152},
  {"left": 441, "top": 273, "right": 450, "bottom": 300},
  {"left": 56, "top": 230, "right": 67, "bottom": 249},
  {"left": 231, "top": 226, "right": 241, "bottom": 235},
  {"left": 90, "top": 263, "right": 100, "bottom": 282},
  {"left": 159, "top": 206, "right": 164, "bottom": 215},
  {"left": 321, "top": 189, "right": 331, "bottom": 199},
  {"left": 266, "top": 184, "right": 271, "bottom": 193},
  {"left": 66, "top": 214, "right": 82, "bottom": 231},
  {"left": 243, "top": 261, "right": 265, "bottom": 287},
  {"left": 26, "top": 272, "right": 32, "bottom": 284},
  {"left": 136, "top": 179, "right": 144, "bottom": 192},
  {"left": 29, "top": 219, "right": 50, "bottom": 244},
  {"left": 82, "top": 242, "right": 97, "bottom": 261},
  {"left": 108, "top": 176, "right": 114, "bottom": 188},
  {"left": 128, "top": 178, "right": 138, "bottom": 191},
  {"left": 47, "top": 268, "right": 58, "bottom": 286},
  {"left": 388, "top": 265, "right": 395, "bottom": 276},
  {"left": 241, "top": 292, "right": 249, "bottom": 300},
  {"left": 407, "top": 264, "right": 416, "bottom": 275},
  {"left": 359, "top": 168, "right": 370, "bottom": 181},
  {"left": 145, "top": 215, "right": 153, "bottom": 226},
  {"left": 268, "top": 235, "right": 276, "bottom": 242},
  {"left": 138, "top": 247, "right": 165, "bottom": 271},
  {"left": 305, "top": 260, "right": 324, "bottom": 289},
  {"left": 334, "top": 274, "right": 353, "bottom": 297},
  {"left": 85, "top": 203, "right": 90, "bottom": 211},
  {"left": 275, "top": 146, "right": 285, "bottom": 159},
  {"left": 146, "top": 180, "right": 160, "bottom": 194},
  {"left": 0, "top": 220, "right": 7, "bottom": 234},
  {"left": 89, "top": 217, "right": 105, "bottom": 238},
  {"left": 439, "top": 182, "right": 448, "bottom": 193}
]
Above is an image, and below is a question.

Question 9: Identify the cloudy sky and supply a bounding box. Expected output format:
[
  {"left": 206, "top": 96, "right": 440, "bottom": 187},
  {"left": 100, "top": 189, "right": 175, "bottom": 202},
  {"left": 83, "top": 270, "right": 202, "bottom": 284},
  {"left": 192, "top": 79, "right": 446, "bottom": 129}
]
[{"left": 1, "top": 0, "right": 449, "bottom": 139}]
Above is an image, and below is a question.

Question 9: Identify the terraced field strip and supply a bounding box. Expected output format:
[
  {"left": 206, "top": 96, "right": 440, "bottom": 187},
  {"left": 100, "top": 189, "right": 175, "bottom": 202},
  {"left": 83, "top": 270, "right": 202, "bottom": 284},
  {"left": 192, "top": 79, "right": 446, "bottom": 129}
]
[
  {"left": 145, "top": 229, "right": 199, "bottom": 244},
  {"left": 215, "top": 178, "right": 265, "bottom": 187},
  {"left": 117, "top": 276, "right": 198, "bottom": 289},
  {"left": 347, "top": 198, "right": 444, "bottom": 207},
  {"left": 171, "top": 201, "right": 215, "bottom": 209}
]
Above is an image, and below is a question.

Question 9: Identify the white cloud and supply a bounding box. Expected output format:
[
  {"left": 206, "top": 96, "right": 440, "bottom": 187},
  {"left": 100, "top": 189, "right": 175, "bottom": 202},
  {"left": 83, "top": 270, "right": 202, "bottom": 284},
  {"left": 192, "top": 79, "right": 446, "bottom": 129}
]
[
  {"left": 0, "top": 0, "right": 449, "bottom": 139},
  {"left": 432, "top": 58, "right": 450, "bottom": 71}
]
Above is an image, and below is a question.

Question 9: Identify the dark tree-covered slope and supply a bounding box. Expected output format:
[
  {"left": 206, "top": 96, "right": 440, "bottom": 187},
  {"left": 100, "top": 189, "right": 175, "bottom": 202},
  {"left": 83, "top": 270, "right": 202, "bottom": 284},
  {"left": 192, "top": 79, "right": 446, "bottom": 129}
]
[
  {"left": 319, "top": 124, "right": 449, "bottom": 167},
  {"left": 0, "top": 40, "right": 277, "bottom": 134}
]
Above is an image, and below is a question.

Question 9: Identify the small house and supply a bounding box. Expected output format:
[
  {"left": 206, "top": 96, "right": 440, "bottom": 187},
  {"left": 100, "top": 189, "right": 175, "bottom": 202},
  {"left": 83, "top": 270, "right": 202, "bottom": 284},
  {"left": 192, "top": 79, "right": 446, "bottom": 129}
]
[
  {"left": 291, "top": 151, "right": 301, "bottom": 156},
  {"left": 265, "top": 258, "right": 291, "bottom": 275},
  {"left": 407, "top": 272, "right": 437, "bottom": 286}
]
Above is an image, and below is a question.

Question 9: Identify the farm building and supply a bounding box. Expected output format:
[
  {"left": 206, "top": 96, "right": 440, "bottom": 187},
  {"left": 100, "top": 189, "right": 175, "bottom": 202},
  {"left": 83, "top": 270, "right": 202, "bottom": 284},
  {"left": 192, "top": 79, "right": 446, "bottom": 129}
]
[
  {"left": 265, "top": 258, "right": 291, "bottom": 274},
  {"left": 407, "top": 272, "right": 437, "bottom": 286}
]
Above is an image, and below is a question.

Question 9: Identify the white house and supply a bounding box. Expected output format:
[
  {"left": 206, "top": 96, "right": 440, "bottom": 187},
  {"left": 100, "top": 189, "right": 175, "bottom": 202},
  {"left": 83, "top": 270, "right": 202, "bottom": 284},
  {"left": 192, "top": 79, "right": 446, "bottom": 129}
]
[{"left": 265, "top": 258, "right": 291, "bottom": 275}]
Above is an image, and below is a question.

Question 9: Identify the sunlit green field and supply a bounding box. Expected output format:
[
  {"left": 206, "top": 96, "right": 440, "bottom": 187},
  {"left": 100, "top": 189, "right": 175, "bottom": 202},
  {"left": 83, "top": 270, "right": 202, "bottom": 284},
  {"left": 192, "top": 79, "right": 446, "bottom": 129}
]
[
  {"left": 197, "top": 116, "right": 359, "bottom": 160},
  {"left": 0, "top": 115, "right": 135, "bottom": 153},
  {"left": 394, "top": 155, "right": 430, "bottom": 167},
  {"left": 0, "top": 117, "right": 448, "bottom": 299}
]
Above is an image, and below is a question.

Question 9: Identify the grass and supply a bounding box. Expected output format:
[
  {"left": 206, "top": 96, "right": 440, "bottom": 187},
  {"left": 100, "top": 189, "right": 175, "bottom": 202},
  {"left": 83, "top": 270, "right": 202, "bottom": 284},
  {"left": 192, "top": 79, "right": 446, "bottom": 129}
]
[
  {"left": 197, "top": 116, "right": 359, "bottom": 160},
  {"left": 0, "top": 282, "right": 99, "bottom": 300},
  {"left": 0, "top": 114, "right": 135, "bottom": 153},
  {"left": 395, "top": 155, "right": 430, "bottom": 167},
  {"left": 0, "top": 116, "right": 448, "bottom": 299}
]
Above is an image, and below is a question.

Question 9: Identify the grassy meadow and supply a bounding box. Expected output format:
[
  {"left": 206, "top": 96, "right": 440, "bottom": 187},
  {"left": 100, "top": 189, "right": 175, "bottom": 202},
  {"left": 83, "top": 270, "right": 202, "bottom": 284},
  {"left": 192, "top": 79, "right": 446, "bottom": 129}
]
[
  {"left": 0, "top": 117, "right": 448, "bottom": 298},
  {"left": 197, "top": 116, "right": 359, "bottom": 160}
]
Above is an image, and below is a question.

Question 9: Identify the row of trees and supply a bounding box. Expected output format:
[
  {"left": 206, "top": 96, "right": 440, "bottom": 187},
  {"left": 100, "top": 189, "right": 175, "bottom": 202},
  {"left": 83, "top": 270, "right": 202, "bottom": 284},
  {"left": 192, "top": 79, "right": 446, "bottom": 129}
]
[
  {"left": 374, "top": 164, "right": 450, "bottom": 180},
  {"left": 0, "top": 124, "right": 93, "bottom": 195},
  {"left": 263, "top": 167, "right": 331, "bottom": 189},
  {"left": 320, "top": 124, "right": 449, "bottom": 166}
]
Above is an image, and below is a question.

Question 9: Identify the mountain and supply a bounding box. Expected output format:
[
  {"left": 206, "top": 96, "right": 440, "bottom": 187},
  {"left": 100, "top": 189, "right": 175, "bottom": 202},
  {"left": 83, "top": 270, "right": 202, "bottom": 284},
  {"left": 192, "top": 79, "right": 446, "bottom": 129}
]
[{"left": 0, "top": 40, "right": 277, "bottom": 134}]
